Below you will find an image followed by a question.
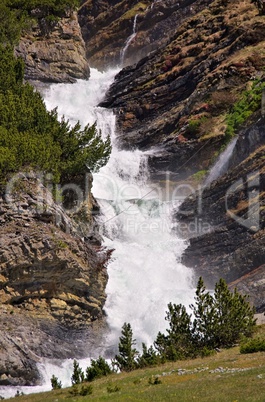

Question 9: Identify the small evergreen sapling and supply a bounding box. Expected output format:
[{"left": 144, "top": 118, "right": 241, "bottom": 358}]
[
  {"left": 114, "top": 322, "right": 139, "bottom": 371},
  {"left": 86, "top": 356, "right": 112, "bottom": 381},
  {"left": 71, "top": 359, "right": 84, "bottom": 385},
  {"left": 51, "top": 374, "right": 62, "bottom": 390}
]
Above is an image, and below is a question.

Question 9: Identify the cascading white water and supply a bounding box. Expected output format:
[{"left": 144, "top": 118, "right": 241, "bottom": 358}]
[
  {"left": 120, "top": 14, "right": 138, "bottom": 66},
  {"left": 0, "top": 67, "right": 195, "bottom": 398},
  {"left": 44, "top": 67, "right": 194, "bottom": 348},
  {"left": 204, "top": 137, "right": 238, "bottom": 187}
]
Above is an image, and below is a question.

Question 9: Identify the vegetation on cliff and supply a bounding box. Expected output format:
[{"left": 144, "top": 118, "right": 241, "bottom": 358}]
[
  {"left": 0, "top": 46, "right": 111, "bottom": 183},
  {"left": 0, "top": 0, "right": 81, "bottom": 45}
]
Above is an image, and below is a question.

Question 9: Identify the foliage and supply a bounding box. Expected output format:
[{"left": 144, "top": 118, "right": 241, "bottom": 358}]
[
  {"left": 225, "top": 79, "right": 265, "bottom": 140},
  {"left": 86, "top": 356, "right": 113, "bottom": 382},
  {"left": 240, "top": 337, "right": 265, "bottom": 354},
  {"left": 79, "top": 384, "right": 93, "bottom": 396},
  {"left": 107, "top": 384, "right": 121, "bottom": 393},
  {"left": 155, "top": 277, "right": 256, "bottom": 360},
  {"left": 114, "top": 323, "right": 139, "bottom": 372},
  {"left": 50, "top": 374, "right": 62, "bottom": 390},
  {"left": 192, "top": 277, "right": 256, "bottom": 349},
  {"left": 191, "top": 170, "right": 207, "bottom": 182},
  {"left": 71, "top": 359, "right": 84, "bottom": 385},
  {"left": 137, "top": 343, "right": 161, "bottom": 368},
  {"left": 68, "top": 384, "right": 92, "bottom": 397},
  {"left": 155, "top": 303, "right": 195, "bottom": 361},
  {"left": 187, "top": 119, "right": 201, "bottom": 135},
  {"left": 15, "top": 390, "right": 24, "bottom": 397},
  {"left": 0, "top": 0, "right": 81, "bottom": 46},
  {"left": 0, "top": 46, "right": 111, "bottom": 184}
]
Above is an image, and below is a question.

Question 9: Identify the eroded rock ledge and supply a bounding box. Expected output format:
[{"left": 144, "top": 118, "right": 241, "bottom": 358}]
[
  {"left": 0, "top": 173, "right": 108, "bottom": 385},
  {"left": 16, "top": 11, "right": 89, "bottom": 83}
]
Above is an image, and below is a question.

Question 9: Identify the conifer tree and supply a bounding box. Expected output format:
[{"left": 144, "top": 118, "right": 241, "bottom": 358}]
[
  {"left": 71, "top": 360, "right": 84, "bottom": 385},
  {"left": 114, "top": 323, "right": 139, "bottom": 372}
]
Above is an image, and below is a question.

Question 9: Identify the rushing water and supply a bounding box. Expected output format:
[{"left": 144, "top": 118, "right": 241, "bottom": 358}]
[
  {"left": 0, "top": 68, "right": 195, "bottom": 398},
  {"left": 120, "top": 14, "right": 138, "bottom": 66},
  {"left": 204, "top": 137, "right": 238, "bottom": 187}
]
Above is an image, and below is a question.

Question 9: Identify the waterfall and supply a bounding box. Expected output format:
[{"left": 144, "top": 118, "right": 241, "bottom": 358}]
[
  {"left": 120, "top": 14, "right": 138, "bottom": 66},
  {"left": 0, "top": 68, "right": 194, "bottom": 398},
  {"left": 44, "top": 68, "right": 194, "bottom": 350},
  {"left": 204, "top": 137, "right": 238, "bottom": 187}
]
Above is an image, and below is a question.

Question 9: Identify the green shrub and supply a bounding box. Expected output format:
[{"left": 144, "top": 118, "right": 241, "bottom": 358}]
[
  {"left": 225, "top": 79, "right": 265, "bottom": 140},
  {"left": 79, "top": 384, "right": 93, "bottom": 396},
  {"left": 107, "top": 384, "right": 121, "bottom": 393},
  {"left": 50, "top": 374, "right": 62, "bottom": 390},
  {"left": 71, "top": 360, "right": 84, "bottom": 385},
  {"left": 240, "top": 337, "right": 265, "bottom": 354},
  {"left": 154, "top": 277, "right": 256, "bottom": 360},
  {"left": 86, "top": 356, "right": 113, "bottom": 382},
  {"left": 137, "top": 343, "right": 161, "bottom": 368}
]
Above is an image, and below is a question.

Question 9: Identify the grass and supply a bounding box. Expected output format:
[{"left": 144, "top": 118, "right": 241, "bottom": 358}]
[{"left": 5, "top": 325, "right": 265, "bottom": 402}]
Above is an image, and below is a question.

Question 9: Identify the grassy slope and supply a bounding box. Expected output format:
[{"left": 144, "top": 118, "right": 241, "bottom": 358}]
[{"left": 7, "top": 325, "right": 265, "bottom": 402}]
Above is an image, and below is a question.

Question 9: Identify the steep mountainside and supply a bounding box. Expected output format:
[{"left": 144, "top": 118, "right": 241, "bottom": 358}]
[
  {"left": 16, "top": 11, "right": 89, "bottom": 83},
  {"left": 101, "top": 0, "right": 265, "bottom": 180},
  {"left": 0, "top": 173, "right": 108, "bottom": 385},
  {"left": 79, "top": 0, "right": 211, "bottom": 69},
  {"left": 97, "top": 0, "right": 265, "bottom": 311}
]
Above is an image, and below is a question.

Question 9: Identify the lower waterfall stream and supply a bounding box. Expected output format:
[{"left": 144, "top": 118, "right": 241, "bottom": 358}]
[{"left": 0, "top": 68, "right": 195, "bottom": 399}]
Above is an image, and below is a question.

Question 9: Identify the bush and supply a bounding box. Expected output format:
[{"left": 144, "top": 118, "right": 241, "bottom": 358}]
[
  {"left": 51, "top": 374, "right": 62, "bottom": 390},
  {"left": 137, "top": 343, "right": 161, "bottom": 368},
  {"left": 79, "top": 384, "right": 93, "bottom": 396},
  {"left": 154, "top": 303, "right": 195, "bottom": 361},
  {"left": 71, "top": 360, "right": 84, "bottom": 385},
  {"left": 191, "top": 277, "right": 256, "bottom": 349},
  {"left": 148, "top": 376, "right": 162, "bottom": 385},
  {"left": 86, "top": 356, "right": 113, "bottom": 382},
  {"left": 107, "top": 384, "right": 121, "bottom": 393},
  {"left": 240, "top": 338, "right": 265, "bottom": 354},
  {"left": 225, "top": 80, "right": 265, "bottom": 140}
]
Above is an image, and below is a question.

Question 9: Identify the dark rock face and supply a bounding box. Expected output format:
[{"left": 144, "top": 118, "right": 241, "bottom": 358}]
[
  {"left": 79, "top": 0, "right": 210, "bottom": 70},
  {"left": 16, "top": 12, "right": 89, "bottom": 83},
  {"left": 0, "top": 173, "right": 108, "bottom": 384},
  {"left": 100, "top": 0, "right": 265, "bottom": 180},
  {"left": 175, "top": 121, "right": 265, "bottom": 310}
]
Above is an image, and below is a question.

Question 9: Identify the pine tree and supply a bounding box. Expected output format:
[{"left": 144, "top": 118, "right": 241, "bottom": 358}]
[
  {"left": 154, "top": 303, "right": 193, "bottom": 360},
  {"left": 86, "top": 356, "right": 112, "bottom": 382},
  {"left": 211, "top": 278, "right": 256, "bottom": 347},
  {"left": 190, "top": 276, "right": 215, "bottom": 348},
  {"left": 51, "top": 374, "right": 62, "bottom": 390},
  {"left": 137, "top": 343, "right": 160, "bottom": 368},
  {"left": 114, "top": 323, "right": 139, "bottom": 372},
  {"left": 71, "top": 360, "right": 84, "bottom": 385}
]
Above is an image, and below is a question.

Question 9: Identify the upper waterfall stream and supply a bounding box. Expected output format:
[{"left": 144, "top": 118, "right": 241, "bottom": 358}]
[{"left": 0, "top": 68, "right": 194, "bottom": 399}]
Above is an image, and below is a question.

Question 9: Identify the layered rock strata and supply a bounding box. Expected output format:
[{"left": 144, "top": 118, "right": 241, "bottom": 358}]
[
  {"left": 16, "top": 11, "right": 89, "bottom": 83},
  {"left": 0, "top": 173, "right": 108, "bottom": 385}
]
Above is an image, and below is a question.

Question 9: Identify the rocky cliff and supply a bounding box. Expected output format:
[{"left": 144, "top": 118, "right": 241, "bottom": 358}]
[
  {"left": 97, "top": 0, "right": 265, "bottom": 311},
  {"left": 176, "top": 133, "right": 265, "bottom": 311},
  {"left": 16, "top": 11, "right": 89, "bottom": 84},
  {"left": 100, "top": 0, "right": 265, "bottom": 181},
  {"left": 0, "top": 172, "right": 108, "bottom": 385},
  {"left": 79, "top": 0, "right": 210, "bottom": 70}
]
